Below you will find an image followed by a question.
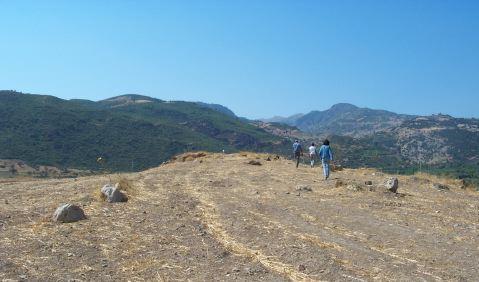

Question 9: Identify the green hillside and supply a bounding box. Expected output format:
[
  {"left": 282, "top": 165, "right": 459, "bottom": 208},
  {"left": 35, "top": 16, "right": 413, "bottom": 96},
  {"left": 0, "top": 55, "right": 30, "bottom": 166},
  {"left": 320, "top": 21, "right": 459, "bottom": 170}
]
[{"left": 0, "top": 91, "right": 288, "bottom": 171}]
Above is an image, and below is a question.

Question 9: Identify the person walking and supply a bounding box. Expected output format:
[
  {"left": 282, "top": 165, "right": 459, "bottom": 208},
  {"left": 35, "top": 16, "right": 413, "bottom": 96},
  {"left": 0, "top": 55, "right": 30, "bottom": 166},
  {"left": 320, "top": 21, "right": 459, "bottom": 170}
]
[
  {"left": 292, "top": 140, "right": 303, "bottom": 168},
  {"left": 308, "top": 142, "right": 317, "bottom": 168},
  {"left": 319, "top": 139, "right": 334, "bottom": 180}
]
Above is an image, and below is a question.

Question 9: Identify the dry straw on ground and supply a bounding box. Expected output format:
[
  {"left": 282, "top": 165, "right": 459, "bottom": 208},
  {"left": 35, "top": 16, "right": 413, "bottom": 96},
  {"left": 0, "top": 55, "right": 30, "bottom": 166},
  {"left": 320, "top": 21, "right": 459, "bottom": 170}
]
[{"left": 1, "top": 152, "right": 478, "bottom": 281}]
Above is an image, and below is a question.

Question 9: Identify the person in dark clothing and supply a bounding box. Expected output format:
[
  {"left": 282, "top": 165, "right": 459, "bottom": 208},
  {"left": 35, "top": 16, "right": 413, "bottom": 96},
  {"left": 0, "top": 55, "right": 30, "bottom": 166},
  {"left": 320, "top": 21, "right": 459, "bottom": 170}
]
[{"left": 292, "top": 140, "right": 303, "bottom": 168}]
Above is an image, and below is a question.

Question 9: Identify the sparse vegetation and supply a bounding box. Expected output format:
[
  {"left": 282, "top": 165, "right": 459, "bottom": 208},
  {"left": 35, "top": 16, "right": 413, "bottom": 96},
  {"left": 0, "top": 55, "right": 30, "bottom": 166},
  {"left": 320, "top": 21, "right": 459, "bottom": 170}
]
[{"left": 1, "top": 153, "right": 478, "bottom": 281}]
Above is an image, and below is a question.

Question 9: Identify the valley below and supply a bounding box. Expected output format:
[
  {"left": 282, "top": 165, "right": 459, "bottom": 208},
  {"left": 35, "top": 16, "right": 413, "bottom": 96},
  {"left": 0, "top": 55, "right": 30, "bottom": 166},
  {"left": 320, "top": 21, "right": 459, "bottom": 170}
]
[{"left": 1, "top": 153, "right": 478, "bottom": 281}]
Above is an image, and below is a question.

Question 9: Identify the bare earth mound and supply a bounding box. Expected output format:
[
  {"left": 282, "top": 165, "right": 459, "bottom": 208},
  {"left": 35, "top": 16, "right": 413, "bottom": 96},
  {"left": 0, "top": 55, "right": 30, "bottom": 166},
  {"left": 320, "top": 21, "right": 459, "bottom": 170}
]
[{"left": 1, "top": 153, "right": 478, "bottom": 281}]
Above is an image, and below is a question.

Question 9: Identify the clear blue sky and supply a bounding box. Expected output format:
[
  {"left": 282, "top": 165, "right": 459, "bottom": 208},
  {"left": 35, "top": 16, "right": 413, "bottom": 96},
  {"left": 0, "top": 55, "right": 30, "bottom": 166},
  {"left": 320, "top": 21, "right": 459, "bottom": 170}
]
[{"left": 1, "top": 1, "right": 478, "bottom": 119}]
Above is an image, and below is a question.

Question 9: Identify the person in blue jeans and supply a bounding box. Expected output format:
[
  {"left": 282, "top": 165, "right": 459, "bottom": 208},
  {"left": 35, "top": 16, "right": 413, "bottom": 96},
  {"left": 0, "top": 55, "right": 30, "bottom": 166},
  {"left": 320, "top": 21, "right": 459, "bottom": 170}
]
[
  {"left": 318, "top": 139, "right": 334, "bottom": 180},
  {"left": 292, "top": 140, "right": 303, "bottom": 168}
]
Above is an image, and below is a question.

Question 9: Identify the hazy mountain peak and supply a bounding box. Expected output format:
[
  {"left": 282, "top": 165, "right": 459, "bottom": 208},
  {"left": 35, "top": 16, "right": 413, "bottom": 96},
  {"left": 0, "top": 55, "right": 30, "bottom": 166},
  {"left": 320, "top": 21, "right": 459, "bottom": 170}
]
[
  {"left": 329, "top": 103, "right": 359, "bottom": 111},
  {"left": 260, "top": 113, "right": 304, "bottom": 125},
  {"left": 100, "top": 94, "right": 161, "bottom": 107},
  {"left": 290, "top": 103, "right": 414, "bottom": 137}
]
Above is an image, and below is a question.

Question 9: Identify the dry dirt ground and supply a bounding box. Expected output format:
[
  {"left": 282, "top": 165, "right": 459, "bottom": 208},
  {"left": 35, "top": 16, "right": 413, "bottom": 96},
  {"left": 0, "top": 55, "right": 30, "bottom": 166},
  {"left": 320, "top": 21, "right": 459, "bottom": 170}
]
[{"left": 1, "top": 153, "right": 479, "bottom": 281}]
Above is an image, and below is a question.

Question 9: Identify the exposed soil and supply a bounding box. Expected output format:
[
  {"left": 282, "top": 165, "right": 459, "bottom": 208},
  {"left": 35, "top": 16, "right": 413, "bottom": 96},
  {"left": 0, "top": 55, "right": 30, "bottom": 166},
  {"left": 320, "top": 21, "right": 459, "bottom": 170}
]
[{"left": 1, "top": 153, "right": 478, "bottom": 281}]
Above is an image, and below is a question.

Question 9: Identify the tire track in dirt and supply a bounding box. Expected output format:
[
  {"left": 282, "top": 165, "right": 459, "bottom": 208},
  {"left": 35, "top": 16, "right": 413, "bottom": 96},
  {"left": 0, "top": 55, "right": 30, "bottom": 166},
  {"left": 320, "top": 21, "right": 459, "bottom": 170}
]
[
  {"left": 180, "top": 164, "right": 323, "bottom": 281},
  {"left": 180, "top": 157, "right": 454, "bottom": 281}
]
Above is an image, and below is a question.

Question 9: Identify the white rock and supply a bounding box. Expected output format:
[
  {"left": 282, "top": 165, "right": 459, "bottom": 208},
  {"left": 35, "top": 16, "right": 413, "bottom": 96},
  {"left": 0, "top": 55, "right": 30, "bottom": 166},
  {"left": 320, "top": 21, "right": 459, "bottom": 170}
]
[
  {"left": 384, "top": 177, "right": 399, "bottom": 193},
  {"left": 101, "top": 183, "right": 128, "bottom": 203},
  {"left": 52, "top": 203, "right": 86, "bottom": 223}
]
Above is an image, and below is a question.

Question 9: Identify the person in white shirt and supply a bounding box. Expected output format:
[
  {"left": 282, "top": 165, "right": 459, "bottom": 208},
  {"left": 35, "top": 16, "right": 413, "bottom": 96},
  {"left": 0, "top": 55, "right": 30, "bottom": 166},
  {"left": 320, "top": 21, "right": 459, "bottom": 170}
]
[{"left": 308, "top": 142, "right": 317, "bottom": 168}]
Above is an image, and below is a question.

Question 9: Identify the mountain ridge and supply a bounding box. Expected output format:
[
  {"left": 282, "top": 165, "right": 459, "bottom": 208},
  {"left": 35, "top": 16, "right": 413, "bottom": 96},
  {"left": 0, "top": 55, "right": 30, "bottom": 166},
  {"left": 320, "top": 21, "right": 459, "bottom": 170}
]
[
  {"left": 0, "top": 91, "right": 287, "bottom": 171},
  {"left": 262, "top": 103, "right": 415, "bottom": 137}
]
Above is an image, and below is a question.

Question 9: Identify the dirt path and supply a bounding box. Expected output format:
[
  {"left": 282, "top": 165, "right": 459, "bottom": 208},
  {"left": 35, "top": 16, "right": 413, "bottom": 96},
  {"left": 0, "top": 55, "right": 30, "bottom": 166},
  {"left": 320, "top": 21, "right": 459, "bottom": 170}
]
[{"left": 1, "top": 153, "right": 478, "bottom": 281}]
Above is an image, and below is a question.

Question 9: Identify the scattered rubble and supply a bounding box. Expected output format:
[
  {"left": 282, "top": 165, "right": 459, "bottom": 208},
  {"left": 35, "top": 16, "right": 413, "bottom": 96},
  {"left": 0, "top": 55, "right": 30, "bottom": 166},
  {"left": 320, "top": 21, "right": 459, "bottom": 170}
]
[{"left": 432, "top": 183, "right": 450, "bottom": 191}]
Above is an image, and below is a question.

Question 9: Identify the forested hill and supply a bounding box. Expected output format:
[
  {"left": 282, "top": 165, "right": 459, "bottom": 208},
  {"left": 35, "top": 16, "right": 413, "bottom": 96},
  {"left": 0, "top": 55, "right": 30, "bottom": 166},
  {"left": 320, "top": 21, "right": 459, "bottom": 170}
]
[{"left": 0, "top": 91, "right": 288, "bottom": 171}]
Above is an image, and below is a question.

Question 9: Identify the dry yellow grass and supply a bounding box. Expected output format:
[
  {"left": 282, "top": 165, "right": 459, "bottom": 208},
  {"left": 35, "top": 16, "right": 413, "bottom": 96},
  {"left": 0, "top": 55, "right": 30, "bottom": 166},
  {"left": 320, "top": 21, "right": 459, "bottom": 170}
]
[{"left": 1, "top": 153, "right": 478, "bottom": 281}]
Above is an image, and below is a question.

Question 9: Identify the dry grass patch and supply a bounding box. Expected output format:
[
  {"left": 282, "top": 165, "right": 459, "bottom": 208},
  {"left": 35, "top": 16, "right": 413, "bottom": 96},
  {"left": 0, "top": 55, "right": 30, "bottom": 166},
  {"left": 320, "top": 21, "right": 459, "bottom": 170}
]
[{"left": 172, "top": 151, "right": 208, "bottom": 162}]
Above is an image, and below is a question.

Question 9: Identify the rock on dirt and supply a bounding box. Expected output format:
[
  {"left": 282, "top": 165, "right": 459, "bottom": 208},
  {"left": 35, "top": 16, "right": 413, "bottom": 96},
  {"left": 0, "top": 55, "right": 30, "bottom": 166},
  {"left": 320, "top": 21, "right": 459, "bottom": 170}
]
[
  {"left": 335, "top": 180, "right": 345, "bottom": 188},
  {"left": 384, "top": 177, "right": 399, "bottom": 193},
  {"left": 365, "top": 181, "right": 373, "bottom": 186},
  {"left": 101, "top": 183, "right": 128, "bottom": 203},
  {"left": 172, "top": 152, "right": 208, "bottom": 162},
  {"left": 296, "top": 185, "right": 312, "bottom": 192},
  {"left": 247, "top": 160, "right": 262, "bottom": 166},
  {"left": 52, "top": 203, "right": 86, "bottom": 223},
  {"left": 432, "top": 183, "right": 450, "bottom": 191},
  {"left": 332, "top": 164, "right": 343, "bottom": 172},
  {"left": 346, "top": 184, "right": 363, "bottom": 192}
]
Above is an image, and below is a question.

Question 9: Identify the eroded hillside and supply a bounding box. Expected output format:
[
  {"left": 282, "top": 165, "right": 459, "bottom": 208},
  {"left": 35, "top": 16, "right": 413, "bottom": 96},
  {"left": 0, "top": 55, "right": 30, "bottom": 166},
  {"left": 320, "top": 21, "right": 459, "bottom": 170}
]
[{"left": 1, "top": 153, "right": 478, "bottom": 281}]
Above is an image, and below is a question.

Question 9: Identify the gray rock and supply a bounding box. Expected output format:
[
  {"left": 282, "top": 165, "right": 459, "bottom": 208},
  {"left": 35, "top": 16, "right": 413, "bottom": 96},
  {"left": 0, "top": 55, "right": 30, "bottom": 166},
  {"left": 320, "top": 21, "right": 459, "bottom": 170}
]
[
  {"left": 101, "top": 183, "right": 128, "bottom": 203},
  {"left": 432, "top": 183, "right": 450, "bottom": 191},
  {"left": 365, "top": 181, "right": 373, "bottom": 186},
  {"left": 346, "top": 184, "right": 363, "bottom": 192},
  {"left": 384, "top": 177, "right": 399, "bottom": 193},
  {"left": 296, "top": 185, "right": 312, "bottom": 192},
  {"left": 52, "top": 203, "right": 86, "bottom": 223}
]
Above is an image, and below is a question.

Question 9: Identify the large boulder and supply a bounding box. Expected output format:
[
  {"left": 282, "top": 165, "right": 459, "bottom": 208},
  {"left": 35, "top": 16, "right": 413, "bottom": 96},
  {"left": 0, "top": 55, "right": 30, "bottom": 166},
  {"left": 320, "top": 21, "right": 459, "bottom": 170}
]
[
  {"left": 384, "top": 177, "right": 399, "bottom": 193},
  {"left": 52, "top": 203, "right": 86, "bottom": 223},
  {"left": 101, "top": 183, "right": 128, "bottom": 203}
]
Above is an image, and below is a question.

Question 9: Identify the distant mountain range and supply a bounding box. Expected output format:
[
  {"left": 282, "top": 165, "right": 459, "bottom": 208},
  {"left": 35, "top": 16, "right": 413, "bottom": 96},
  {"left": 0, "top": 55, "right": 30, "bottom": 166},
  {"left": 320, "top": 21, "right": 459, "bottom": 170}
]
[
  {"left": 261, "top": 103, "right": 414, "bottom": 137},
  {"left": 261, "top": 113, "right": 305, "bottom": 126},
  {"left": 259, "top": 103, "right": 479, "bottom": 186},
  {"left": 0, "top": 91, "right": 287, "bottom": 171},
  {"left": 1, "top": 90, "right": 478, "bottom": 187}
]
